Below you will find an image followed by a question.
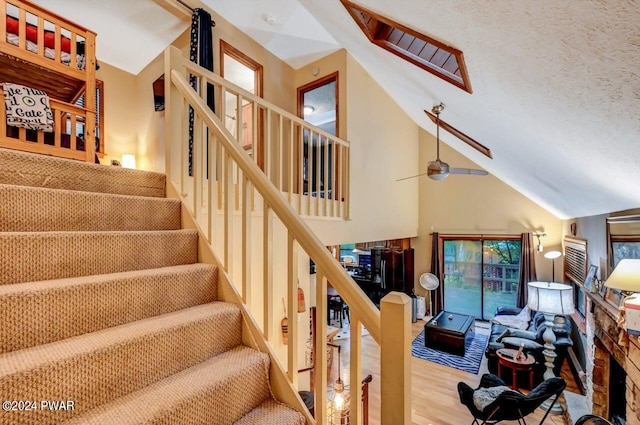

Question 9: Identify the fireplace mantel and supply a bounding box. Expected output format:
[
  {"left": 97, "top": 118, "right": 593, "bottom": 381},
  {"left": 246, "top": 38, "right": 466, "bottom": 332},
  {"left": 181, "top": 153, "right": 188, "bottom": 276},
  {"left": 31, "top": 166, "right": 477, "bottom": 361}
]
[{"left": 588, "top": 291, "right": 640, "bottom": 424}]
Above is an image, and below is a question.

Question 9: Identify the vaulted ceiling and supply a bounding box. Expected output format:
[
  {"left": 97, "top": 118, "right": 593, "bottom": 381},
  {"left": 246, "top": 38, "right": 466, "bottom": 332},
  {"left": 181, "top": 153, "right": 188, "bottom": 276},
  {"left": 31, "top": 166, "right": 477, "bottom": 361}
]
[{"left": 32, "top": 0, "right": 640, "bottom": 219}]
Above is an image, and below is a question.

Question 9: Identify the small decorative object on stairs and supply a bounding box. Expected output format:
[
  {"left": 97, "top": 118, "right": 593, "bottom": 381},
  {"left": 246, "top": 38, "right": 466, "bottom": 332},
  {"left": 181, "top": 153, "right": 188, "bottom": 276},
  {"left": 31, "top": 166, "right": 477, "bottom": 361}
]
[
  {"left": 298, "top": 283, "right": 306, "bottom": 313},
  {"left": 281, "top": 298, "right": 288, "bottom": 345}
]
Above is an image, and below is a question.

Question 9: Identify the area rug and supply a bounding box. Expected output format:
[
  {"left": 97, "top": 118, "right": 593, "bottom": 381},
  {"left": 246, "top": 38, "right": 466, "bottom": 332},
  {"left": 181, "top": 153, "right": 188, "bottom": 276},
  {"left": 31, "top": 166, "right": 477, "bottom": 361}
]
[{"left": 411, "top": 329, "right": 488, "bottom": 374}]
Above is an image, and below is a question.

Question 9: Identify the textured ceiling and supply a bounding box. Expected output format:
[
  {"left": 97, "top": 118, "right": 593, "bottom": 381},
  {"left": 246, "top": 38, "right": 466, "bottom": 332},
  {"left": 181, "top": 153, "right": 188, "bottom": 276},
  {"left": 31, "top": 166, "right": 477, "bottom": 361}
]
[{"left": 32, "top": 0, "right": 640, "bottom": 219}]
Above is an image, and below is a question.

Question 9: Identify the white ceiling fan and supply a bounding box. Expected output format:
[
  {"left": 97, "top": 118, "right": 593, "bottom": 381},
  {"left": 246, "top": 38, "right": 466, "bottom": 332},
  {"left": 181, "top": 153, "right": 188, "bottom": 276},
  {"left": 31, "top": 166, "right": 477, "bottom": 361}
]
[{"left": 398, "top": 103, "right": 489, "bottom": 181}]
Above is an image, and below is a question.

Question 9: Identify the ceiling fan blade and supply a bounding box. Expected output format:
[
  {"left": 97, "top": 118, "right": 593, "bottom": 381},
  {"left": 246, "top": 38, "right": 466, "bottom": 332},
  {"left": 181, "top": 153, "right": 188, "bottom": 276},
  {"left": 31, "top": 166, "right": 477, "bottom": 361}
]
[
  {"left": 424, "top": 110, "right": 493, "bottom": 159},
  {"left": 396, "top": 171, "right": 432, "bottom": 181},
  {"left": 449, "top": 168, "right": 488, "bottom": 176}
]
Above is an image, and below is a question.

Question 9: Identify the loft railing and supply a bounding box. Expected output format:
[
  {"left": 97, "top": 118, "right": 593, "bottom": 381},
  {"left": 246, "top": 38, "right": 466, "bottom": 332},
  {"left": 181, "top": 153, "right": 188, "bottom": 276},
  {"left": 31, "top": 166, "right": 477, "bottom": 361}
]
[
  {"left": 0, "top": 87, "right": 94, "bottom": 162},
  {"left": 164, "top": 45, "right": 410, "bottom": 424},
  {"left": 167, "top": 49, "right": 350, "bottom": 220}
]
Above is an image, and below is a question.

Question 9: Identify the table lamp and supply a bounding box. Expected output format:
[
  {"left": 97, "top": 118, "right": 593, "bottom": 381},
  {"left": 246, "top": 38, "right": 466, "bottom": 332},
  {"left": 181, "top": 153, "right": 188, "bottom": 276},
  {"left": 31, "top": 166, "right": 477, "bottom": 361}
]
[
  {"left": 604, "top": 259, "right": 640, "bottom": 297},
  {"left": 527, "top": 281, "right": 574, "bottom": 414}
]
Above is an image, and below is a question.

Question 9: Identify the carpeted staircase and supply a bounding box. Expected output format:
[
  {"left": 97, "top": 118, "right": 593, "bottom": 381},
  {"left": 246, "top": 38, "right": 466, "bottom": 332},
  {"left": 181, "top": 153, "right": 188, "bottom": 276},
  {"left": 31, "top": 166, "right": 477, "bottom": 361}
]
[{"left": 0, "top": 148, "right": 305, "bottom": 425}]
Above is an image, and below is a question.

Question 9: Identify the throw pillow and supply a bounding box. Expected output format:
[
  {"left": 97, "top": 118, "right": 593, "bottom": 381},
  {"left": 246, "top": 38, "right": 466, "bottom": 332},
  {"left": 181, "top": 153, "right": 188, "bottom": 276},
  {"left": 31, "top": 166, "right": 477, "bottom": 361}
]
[
  {"left": 501, "top": 336, "right": 543, "bottom": 351},
  {"left": 472, "top": 386, "right": 520, "bottom": 411},
  {"left": 491, "top": 306, "right": 531, "bottom": 330},
  {"left": 505, "top": 329, "right": 537, "bottom": 340}
]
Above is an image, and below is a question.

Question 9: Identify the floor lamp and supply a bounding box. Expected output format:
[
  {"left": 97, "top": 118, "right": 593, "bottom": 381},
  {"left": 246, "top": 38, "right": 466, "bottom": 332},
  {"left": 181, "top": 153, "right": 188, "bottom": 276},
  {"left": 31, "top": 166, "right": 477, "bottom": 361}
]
[
  {"left": 544, "top": 250, "right": 562, "bottom": 282},
  {"left": 527, "top": 281, "right": 574, "bottom": 414}
]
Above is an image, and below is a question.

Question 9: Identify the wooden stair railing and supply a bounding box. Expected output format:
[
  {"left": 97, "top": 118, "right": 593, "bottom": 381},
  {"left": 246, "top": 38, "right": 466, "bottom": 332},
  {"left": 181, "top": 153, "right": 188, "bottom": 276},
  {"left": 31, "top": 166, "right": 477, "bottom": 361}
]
[{"left": 165, "top": 45, "right": 411, "bottom": 424}]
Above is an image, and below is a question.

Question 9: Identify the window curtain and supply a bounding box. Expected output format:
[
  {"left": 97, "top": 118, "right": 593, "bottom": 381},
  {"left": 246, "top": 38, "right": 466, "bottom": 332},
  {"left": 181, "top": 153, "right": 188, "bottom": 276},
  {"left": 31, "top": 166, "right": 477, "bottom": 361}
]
[
  {"left": 516, "top": 232, "right": 537, "bottom": 308},
  {"left": 188, "top": 9, "right": 215, "bottom": 176},
  {"left": 430, "top": 232, "right": 444, "bottom": 315}
]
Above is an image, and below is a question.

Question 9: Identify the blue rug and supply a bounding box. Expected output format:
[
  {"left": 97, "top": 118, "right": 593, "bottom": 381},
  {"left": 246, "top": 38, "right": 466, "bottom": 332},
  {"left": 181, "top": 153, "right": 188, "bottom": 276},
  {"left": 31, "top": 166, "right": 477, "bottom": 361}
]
[{"left": 411, "top": 329, "right": 488, "bottom": 374}]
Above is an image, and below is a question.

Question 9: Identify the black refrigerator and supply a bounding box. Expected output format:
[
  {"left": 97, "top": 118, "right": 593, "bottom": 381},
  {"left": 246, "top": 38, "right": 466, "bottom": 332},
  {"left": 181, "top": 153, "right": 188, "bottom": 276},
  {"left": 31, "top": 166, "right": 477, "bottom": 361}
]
[{"left": 371, "top": 248, "right": 414, "bottom": 294}]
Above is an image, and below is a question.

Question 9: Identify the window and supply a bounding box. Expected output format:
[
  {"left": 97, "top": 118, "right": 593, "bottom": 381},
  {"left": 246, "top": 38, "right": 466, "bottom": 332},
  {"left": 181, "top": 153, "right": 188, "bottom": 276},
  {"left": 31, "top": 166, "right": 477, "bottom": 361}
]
[
  {"left": 440, "top": 236, "right": 521, "bottom": 320},
  {"left": 220, "top": 40, "right": 264, "bottom": 165},
  {"left": 563, "top": 236, "right": 588, "bottom": 316},
  {"left": 297, "top": 73, "right": 338, "bottom": 196},
  {"left": 341, "top": 0, "right": 472, "bottom": 93},
  {"left": 611, "top": 241, "right": 640, "bottom": 266}
]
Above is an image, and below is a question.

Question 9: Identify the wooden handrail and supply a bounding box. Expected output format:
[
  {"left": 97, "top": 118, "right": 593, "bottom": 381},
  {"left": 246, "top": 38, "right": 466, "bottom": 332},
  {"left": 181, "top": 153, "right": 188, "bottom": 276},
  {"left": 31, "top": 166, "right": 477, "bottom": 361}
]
[
  {"left": 166, "top": 45, "right": 411, "bottom": 424},
  {"left": 181, "top": 60, "right": 349, "bottom": 148},
  {"left": 170, "top": 68, "right": 381, "bottom": 343}
]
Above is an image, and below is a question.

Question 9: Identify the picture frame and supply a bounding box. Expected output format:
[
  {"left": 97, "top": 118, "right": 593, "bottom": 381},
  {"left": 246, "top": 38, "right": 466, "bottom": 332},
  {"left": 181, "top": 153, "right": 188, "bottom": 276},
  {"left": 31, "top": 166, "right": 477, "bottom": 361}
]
[
  {"left": 598, "top": 279, "right": 607, "bottom": 296},
  {"left": 605, "top": 287, "right": 623, "bottom": 309},
  {"left": 584, "top": 264, "right": 598, "bottom": 292}
]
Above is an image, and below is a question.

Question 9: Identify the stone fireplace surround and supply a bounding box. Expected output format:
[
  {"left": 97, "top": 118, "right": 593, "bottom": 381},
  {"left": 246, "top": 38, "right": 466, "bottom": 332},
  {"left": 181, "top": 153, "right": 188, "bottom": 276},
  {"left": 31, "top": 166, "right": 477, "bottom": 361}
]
[{"left": 586, "top": 293, "right": 640, "bottom": 424}]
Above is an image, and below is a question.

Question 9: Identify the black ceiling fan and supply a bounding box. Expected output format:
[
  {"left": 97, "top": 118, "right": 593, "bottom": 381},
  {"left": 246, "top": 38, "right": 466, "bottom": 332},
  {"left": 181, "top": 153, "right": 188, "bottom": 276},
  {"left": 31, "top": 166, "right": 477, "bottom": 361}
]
[{"left": 398, "top": 103, "right": 488, "bottom": 181}]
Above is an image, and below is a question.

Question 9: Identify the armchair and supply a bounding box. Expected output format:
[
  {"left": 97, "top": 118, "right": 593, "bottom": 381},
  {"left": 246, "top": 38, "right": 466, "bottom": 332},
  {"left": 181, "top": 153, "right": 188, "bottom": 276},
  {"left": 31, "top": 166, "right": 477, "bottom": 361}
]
[{"left": 458, "top": 373, "right": 566, "bottom": 425}]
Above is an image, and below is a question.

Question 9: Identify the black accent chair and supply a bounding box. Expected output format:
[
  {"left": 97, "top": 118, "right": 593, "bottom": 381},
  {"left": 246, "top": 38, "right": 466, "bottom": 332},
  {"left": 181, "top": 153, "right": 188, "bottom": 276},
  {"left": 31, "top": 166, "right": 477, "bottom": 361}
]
[
  {"left": 458, "top": 373, "right": 566, "bottom": 425},
  {"left": 574, "top": 415, "right": 615, "bottom": 425}
]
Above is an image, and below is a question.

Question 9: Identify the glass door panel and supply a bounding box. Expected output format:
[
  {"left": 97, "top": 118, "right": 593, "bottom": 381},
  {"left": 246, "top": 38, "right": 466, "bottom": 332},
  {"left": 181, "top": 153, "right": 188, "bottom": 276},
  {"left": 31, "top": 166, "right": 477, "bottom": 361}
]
[
  {"left": 443, "top": 240, "right": 482, "bottom": 318},
  {"left": 482, "top": 240, "right": 521, "bottom": 320}
]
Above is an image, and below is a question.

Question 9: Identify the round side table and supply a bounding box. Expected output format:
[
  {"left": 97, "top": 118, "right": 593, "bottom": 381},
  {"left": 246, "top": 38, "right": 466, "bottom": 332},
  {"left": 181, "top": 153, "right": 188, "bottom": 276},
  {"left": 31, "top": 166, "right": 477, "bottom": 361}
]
[{"left": 496, "top": 348, "right": 535, "bottom": 390}]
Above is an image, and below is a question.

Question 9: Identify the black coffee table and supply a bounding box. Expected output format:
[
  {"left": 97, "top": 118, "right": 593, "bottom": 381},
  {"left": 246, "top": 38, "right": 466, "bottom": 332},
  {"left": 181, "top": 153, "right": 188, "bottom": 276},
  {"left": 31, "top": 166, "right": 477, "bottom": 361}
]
[{"left": 424, "top": 310, "right": 475, "bottom": 356}]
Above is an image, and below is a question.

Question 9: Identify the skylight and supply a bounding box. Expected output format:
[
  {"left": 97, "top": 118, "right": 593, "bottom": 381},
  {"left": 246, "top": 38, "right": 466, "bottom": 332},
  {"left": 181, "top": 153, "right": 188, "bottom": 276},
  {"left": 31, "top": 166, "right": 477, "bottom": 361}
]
[{"left": 341, "top": 0, "right": 472, "bottom": 93}]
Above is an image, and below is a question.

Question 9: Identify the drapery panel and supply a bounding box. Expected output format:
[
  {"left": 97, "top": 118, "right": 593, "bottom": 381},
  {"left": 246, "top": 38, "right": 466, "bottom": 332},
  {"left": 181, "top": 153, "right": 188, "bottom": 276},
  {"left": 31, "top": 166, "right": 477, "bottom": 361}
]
[
  {"left": 188, "top": 9, "right": 215, "bottom": 176},
  {"left": 516, "top": 232, "right": 537, "bottom": 308},
  {"left": 430, "top": 232, "right": 444, "bottom": 315}
]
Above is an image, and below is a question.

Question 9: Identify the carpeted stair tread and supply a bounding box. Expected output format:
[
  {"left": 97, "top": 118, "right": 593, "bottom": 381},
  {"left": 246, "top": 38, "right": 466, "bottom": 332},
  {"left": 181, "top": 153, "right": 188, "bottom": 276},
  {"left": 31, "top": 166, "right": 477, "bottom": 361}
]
[
  {"left": 63, "top": 346, "right": 273, "bottom": 425},
  {"left": 0, "top": 229, "right": 198, "bottom": 285},
  {"left": 0, "top": 264, "right": 218, "bottom": 353},
  {"left": 233, "top": 399, "right": 306, "bottom": 425},
  {"left": 0, "top": 184, "right": 181, "bottom": 232},
  {"left": 0, "top": 302, "right": 242, "bottom": 424},
  {"left": 0, "top": 147, "right": 166, "bottom": 197}
]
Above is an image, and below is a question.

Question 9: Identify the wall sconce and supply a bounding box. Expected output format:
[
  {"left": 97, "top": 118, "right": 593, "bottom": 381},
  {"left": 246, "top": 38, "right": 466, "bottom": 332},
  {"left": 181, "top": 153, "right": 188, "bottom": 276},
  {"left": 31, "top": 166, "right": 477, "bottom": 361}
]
[
  {"left": 534, "top": 233, "right": 547, "bottom": 252},
  {"left": 121, "top": 154, "right": 136, "bottom": 169}
]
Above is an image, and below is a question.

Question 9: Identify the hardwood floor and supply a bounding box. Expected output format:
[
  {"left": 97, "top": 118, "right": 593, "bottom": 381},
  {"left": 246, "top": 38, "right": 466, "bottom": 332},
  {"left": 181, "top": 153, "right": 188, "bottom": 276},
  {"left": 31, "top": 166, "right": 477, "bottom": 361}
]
[{"left": 329, "top": 320, "right": 571, "bottom": 425}]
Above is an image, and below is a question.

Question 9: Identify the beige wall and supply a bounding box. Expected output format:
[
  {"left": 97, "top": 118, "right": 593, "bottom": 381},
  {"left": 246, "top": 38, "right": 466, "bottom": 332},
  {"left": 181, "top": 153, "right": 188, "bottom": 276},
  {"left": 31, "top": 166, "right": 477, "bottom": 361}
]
[
  {"left": 97, "top": 9, "right": 296, "bottom": 173},
  {"left": 412, "top": 129, "right": 564, "bottom": 296},
  {"left": 296, "top": 51, "right": 420, "bottom": 246},
  {"left": 95, "top": 62, "right": 138, "bottom": 166}
]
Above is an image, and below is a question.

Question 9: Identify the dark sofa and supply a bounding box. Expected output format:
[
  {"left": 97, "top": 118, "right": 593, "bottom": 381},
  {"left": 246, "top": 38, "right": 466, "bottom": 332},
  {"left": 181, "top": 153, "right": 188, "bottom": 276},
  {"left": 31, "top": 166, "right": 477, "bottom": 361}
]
[{"left": 485, "top": 306, "right": 572, "bottom": 385}]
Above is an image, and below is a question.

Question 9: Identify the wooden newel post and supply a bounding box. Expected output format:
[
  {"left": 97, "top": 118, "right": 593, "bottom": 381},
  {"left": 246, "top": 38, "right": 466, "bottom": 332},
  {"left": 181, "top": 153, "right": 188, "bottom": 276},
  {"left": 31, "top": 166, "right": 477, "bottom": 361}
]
[{"left": 380, "top": 291, "right": 412, "bottom": 425}]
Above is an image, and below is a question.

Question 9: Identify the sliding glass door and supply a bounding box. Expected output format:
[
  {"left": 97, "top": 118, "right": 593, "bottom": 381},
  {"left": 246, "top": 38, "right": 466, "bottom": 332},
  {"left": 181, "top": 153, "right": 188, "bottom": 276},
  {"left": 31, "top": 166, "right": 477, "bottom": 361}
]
[{"left": 442, "top": 238, "right": 521, "bottom": 320}]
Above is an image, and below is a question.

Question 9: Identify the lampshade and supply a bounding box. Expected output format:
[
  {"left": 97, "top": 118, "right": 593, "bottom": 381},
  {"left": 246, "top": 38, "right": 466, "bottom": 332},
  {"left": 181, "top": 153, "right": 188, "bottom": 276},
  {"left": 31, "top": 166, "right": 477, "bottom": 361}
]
[
  {"left": 605, "top": 259, "right": 640, "bottom": 292},
  {"left": 544, "top": 250, "right": 562, "bottom": 260},
  {"left": 527, "top": 281, "right": 574, "bottom": 315}
]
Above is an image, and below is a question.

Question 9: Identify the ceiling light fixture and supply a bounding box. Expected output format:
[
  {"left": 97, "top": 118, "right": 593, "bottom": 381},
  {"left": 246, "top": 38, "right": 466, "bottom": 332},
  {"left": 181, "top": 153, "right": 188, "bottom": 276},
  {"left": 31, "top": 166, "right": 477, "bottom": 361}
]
[
  {"left": 303, "top": 105, "right": 314, "bottom": 116},
  {"left": 263, "top": 14, "right": 277, "bottom": 26}
]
